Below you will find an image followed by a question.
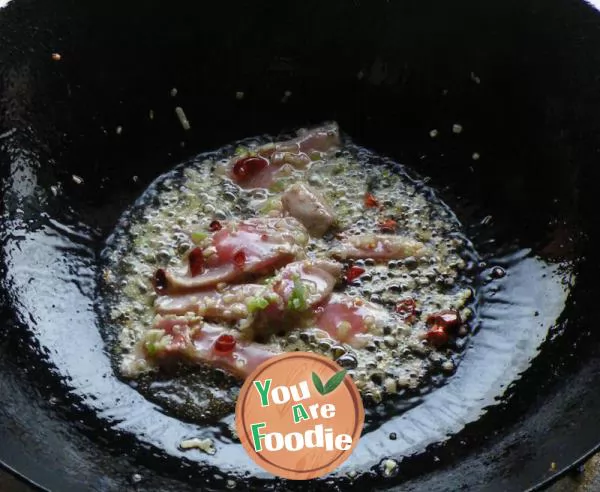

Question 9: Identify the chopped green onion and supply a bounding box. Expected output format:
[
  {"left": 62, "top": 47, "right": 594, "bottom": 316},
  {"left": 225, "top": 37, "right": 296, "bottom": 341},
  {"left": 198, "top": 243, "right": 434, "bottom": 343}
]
[
  {"left": 234, "top": 146, "right": 248, "bottom": 156},
  {"left": 287, "top": 276, "right": 307, "bottom": 311},
  {"left": 191, "top": 231, "right": 208, "bottom": 244},
  {"left": 145, "top": 342, "right": 158, "bottom": 356},
  {"left": 266, "top": 292, "right": 280, "bottom": 303},
  {"left": 260, "top": 198, "right": 280, "bottom": 214},
  {"left": 261, "top": 276, "right": 275, "bottom": 285},
  {"left": 309, "top": 150, "right": 322, "bottom": 161},
  {"left": 332, "top": 163, "right": 344, "bottom": 175},
  {"left": 270, "top": 180, "right": 285, "bottom": 192},
  {"left": 247, "top": 296, "right": 270, "bottom": 313}
]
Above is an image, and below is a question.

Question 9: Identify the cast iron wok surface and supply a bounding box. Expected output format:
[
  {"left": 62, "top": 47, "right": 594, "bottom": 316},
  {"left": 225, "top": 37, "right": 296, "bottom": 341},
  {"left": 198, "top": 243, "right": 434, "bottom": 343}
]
[{"left": 2, "top": 0, "right": 600, "bottom": 490}]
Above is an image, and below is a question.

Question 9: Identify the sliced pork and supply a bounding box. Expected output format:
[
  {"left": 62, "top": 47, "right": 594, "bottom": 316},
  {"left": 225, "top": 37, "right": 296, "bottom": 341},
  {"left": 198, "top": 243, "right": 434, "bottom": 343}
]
[
  {"left": 331, "top": 234, "right": 428, "bottom": 261},
  {"left": 154, "top": 217, "right": 308, "bottom": 294},
  {"left": 272, "top": 259, "right": 342, "bottom": 310},
  {"left": 294, "top": 122, "right": 341, "bottom": 154},
  {"left": 154, "top": 283, "right": 265, "bottom": 320},
  {"left": 229, "top": 123, "right": 340, "bottom": 189},
  {"left": 315, "top": 295, "right": 391, "bottom": 347},
  {"left": 243, "top": 259, "right": 343, "bottom": 337},
  {"left": 141, "top": 316, "right": 279, "bottom": 378},
  {"left": 281, "top": 183, "right": 336, "bottom": 237}
]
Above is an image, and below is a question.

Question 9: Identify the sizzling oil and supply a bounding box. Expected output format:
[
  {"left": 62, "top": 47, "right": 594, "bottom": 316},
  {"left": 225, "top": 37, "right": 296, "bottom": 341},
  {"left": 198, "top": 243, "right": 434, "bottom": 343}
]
[{"left": 102, "top": 126, "right": 478, "bottom": 421}]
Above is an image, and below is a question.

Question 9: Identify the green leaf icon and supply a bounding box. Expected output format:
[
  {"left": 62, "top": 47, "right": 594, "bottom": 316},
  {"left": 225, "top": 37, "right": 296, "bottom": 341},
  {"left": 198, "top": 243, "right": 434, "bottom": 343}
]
[
  {"left": 312, "top": 372, "right": 325, "bottom": 395},
  {"left": 312, "top": 369, "right": 347, "bottom": 395},
  {"left": 323, "top": 369, "right": 347, "bottom": 394}
]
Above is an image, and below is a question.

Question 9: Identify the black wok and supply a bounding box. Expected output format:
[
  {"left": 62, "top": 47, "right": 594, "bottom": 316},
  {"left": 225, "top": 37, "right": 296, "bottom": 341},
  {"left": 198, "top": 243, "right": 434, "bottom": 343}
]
[{"left": 1, "top": 0, "right": 600, "bottom": 490}]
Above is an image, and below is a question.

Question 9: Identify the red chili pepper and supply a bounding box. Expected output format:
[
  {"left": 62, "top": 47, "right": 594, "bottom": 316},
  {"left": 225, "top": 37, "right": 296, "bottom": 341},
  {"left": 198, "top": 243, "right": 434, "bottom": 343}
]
[
  {"left": 209, "top": 220, "right": 222, "bottom": 232},
  {"left": 153, "top": 268, "right": 168, "bottom": 295},
  {"left": 425, "top": 325, "right": 449, "bottom": 347},
  {"left": 395, "top": 298, "right": 416, "bottom": 316},
  {"left": 232, "top": 156, "right": 269, "bottom": 182},
  {"left": 396, "top": 298, "right": 417, "bottom": 324},
  {"left": 364, "top": 192, "right": 380, "bottom": 208},
  {"left": 188, "top": 247, "right": 205, "bottom": 277},
  {"left": 233, "top": 250, "right": 246, "bottom": 268},
  {"left": 345, "top": 265, "right": 365, "bottom": 283},
  {"left": 379, "top": 218, "right": 397, "bottom": 232},
  {"left": 426, "top": 309, "right": 462, "bottom": 330},
  {"left": 214, "top": 333, "right": 237, "bottom": 354}
]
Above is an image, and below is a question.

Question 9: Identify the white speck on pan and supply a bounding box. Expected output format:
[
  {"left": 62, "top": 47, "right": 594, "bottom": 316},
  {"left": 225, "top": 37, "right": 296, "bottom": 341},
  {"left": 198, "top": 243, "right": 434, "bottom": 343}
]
[
  {"left": 72, "top": 175, "right": 84, "bottom": 185},
  {"left": 429, "top": 129, "right": 439, "bottom": 138},
  {"left": 281, "top": 90, "right": 292, "bottom": 103},
  {"left": 149, "top": 110, "right": 154, "bottom": 120},
  {"left": 116, "top": 125, "right": 123, "bottom": 135},
  {"left": 472, "top": 152, "right": 480, "bottom": 160},
  {"left": 235, "top": 91, "right": 245, "bottom": 100},
  {"left": 381, "top": 458, "right": 399, "bottom": 477},
  {"left": 481, "top": 215, "right": 493, "bottom": 225},
  {"left": 175, "top": 107, "right": 191, "bottom": 131},
  {"left": 170, "top": 87, "right": 178, "bottom": 97},
  {"left": 0, "top": 128, "right": 16, "bottom": 140},
  {"left": 452, "top": 123, "right": 463, "bottom": 134},
  {"left": 179, "top": 437, "right": 216, "bottom": 454},
  {"left": 470, "top": 72, "right": 481, "bottom": 84}
]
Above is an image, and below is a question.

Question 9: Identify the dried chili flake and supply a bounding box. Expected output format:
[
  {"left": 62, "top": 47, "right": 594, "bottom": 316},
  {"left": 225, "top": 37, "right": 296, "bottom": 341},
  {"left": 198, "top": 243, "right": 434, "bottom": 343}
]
[
  {"left": 153, "top": 268, "right": 168, "bottom": 295},
  {"left": 188, "top": 247, "right": 205, "bottom": 276},
  {"left": 209, "top": 220, "right": 222, "bottom": 232},
  {"left": 379, "top": 218, "right": 397, "bottom": 232},
  {"left": 214, "top": 334, "right": 236, "bottom": 354},
  {"left": 345, "top": 265, "right": 365, "bottom": 283},
  {"left": 233, "top": 250, "right": 246, "bottom": 268},
  {"left": 364, "top": 192, "right": 379, "bottom": 208}
]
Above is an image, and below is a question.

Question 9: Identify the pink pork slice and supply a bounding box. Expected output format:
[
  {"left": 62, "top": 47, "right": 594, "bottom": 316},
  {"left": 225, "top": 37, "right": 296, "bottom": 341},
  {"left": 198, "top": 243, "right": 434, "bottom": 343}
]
[
  {"left": 154, "top": 283, "right": 265, "bottom": 320},
  {"left": 269, "top": 122, "right": 341, "bottom": 166},
  {"left": 229, "top": 123, "right": 341, "bottom": 189},
  {"left": 158, "top": 217, "right": 308, "bottom": 293},
  {"left": 272, "top": 259, "right": 342, "bottom": 310},
  {"left": 144, "top": 316, "right": 279, "bottom": 378},
  {"left": 290, "top": 122, "right": 341, "bottom": 154},
  {"left": 315, "top": 295, "right": 391, "bottom": 347},
  {"left": 281, "top": 183, "right": 336, "bottom": 237},
  {"left": 244, "top": 259, "right": 343, "bottom": 336},
  {"left": 331, "top": 234, "right": 428, "bottom": 261}
]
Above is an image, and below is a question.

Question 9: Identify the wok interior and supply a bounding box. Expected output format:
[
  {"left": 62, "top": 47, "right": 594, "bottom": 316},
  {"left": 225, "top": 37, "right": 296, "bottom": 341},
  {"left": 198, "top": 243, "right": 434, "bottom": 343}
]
[{"left": 1, "top": 0, "right": 600, "bottom": 490}]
